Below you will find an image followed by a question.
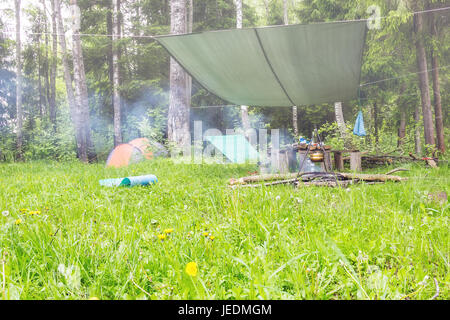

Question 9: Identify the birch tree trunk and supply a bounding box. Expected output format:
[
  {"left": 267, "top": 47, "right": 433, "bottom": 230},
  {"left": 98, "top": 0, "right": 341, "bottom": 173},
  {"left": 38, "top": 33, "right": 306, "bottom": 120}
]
[
  {"left": 56, "top": 0, "right": 81, "bottom": 157},
  {"left": 282, "top": 0, "right": 298, "bottom": 138},
  {"left": 37, "top": 9, "right": 43, "bottom": 117},
  {"left": 168, "top": 0, "right": 190, "bottom": 149},
  {"left": 334, "top": 102, "right": 352, "bottom": 150},
  {"left": 112, "top": 0, "right": 122, "bottom": 146},
  {"left": 234, "top": 0, "right": 250, "bottom": 134},
  {"left": 71, "top": 0, "right": 87, "bottom": 162},
  {"left": 41, "top": 0, "right": 49, "bottom": 117},
  {"left": 71, "top": 0, "right": 95, "bottom": 162},
  {"left": 15, "top": 0, "right": 23, "bottom": 161},
  {"left": 413, "top": 11, "right": 435, "bottom": 150},
  {"left": 77, "top": 11, "right": 96, "bottom": 161},
  {"left": 429, "top": 11, "right": 444, "bottom": 153},
  {"left": 50, "top": 0, "right": 58, "bottom": 130}
]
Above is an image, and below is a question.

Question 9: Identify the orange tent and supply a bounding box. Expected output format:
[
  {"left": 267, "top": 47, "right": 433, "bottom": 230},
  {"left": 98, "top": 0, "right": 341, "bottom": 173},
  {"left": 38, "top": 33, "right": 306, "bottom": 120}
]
[
  {"left": 106, "top": 138, "right": 153, "bottom": 168},
  {"left": 129, "top": 138, "right": 153, "bottom": 160}
]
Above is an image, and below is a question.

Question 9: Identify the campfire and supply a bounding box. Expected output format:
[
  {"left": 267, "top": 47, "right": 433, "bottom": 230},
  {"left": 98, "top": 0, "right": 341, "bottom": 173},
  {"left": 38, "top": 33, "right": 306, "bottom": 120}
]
[{"left": 229, "top": 169, "right": 408, "bottom": 189}]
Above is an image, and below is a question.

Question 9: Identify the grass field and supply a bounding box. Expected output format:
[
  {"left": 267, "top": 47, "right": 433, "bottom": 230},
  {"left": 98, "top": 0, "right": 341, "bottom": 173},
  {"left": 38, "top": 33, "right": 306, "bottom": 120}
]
[{"left": 0, "top": 160, "right": 448, "bottom": 300}]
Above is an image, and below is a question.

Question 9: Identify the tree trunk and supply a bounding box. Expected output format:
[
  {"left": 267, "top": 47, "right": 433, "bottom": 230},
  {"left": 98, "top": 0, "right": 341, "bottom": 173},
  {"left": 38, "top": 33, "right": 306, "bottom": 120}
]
[
  {"left": 187, "top": 0, "right": 193, "bottom": 33},
  {"left": 413, "top": 12, "right": 435, "bottom": 150},
  {"left": 112, "top": 0, "right": 122, "bottom": 146},
  {"left": 41, "top": 0, "right": 50, "bottom": 118},
  {"left": 373, "top": 101, "right": 379, "bottom": 145},
  {"left": 132, "top": 0, "right": 141, "bottom": 76},
  {"left": 398, "top": 105, "right": 406, "bottom": 147},
  {"left": 283, "top": 0, "right": 288, "bottom": 26},
  {"left": 282, "top": 0, "right": 298, "bottom": 137},
  {"left": 50, "top": 0, "right": 58, "bottom": 131},
  {"left": 233, "top": 0, "right": 250, "bottom": 135},
  {"left": 397, "top": 84, "right": 406, "bottom": 147},
  {"left": 263, "top": 0, "right": 269, "bottom": 22},
  {"left": 292, "top": 106, "right": 298, "bottom": 137},
  {"left": 71, "top": 1, "right": 87, "bottom": 162},
  {"left": 185, "top": 0, "right": 193, "bottom": 117},
  {"left": 168, "top": 0, "right": 190, "bottom": 149},
  {"left": 414, "top": 102, "right": 422, "bottom": 156},
  {"left": 15, "top": 0, "right": 23, "bottom": 161},
  {"left": 56, "top": 0, "right": 81, "bottom": 158},
  {"left": 429, "top": 11, "right": 445, "bottom": 153},
  {"left": 334, "top": 102, "right": 352, "bottom": 150},
  {"left": 241, "top": 105, "right": 251, "bottom": 133},
  {"left": 71, "top": 0, "right": 95, "bottom": 162},
  {"left": 235, "top": 0, "right": 242, "bottom": 29},
  {"left": 107, "top": 2, "right": 114, "bottom": 89},
  {"left": 37, "top": 9, "right": 43, "bottom": 117},
  {"left": 350, "top": 151, "right": 362, "bottom": 172}
]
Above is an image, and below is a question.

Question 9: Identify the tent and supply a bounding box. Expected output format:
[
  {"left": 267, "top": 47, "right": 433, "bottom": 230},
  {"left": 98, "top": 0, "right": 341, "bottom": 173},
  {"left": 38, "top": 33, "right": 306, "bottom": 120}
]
[
  {"left": 106, "top": 138, "right": 153, "bottom": 168},
  {"left": 155, "top": 21, "right": 367, "bottom": 107},
  {"left": 205, "top": 135, "right": 259, "bottom": 163}
]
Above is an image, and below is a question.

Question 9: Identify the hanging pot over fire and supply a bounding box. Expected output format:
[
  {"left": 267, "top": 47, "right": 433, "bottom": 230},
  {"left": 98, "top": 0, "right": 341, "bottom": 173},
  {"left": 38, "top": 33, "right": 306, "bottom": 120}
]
[{"left": 309, "top": 150, "right": 324, "bottom": 162}]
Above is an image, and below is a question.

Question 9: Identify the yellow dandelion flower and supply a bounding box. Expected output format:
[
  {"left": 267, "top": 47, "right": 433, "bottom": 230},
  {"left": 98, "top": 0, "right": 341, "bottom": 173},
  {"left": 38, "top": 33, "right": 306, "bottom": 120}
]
[
  {"left": 185, "top": 262, "right": 198, "bottom": 277},
  {"left": 28, "top": 210, "right": 41, "bottom": 215},
  {"left": 209, "top": 235, "right": 215, "bottom": 241},
  {"left": 164, "top": 228, "right": 174, "bottom": 234},
  {"left": 20, "top": 208, "right": 28, "bottom": 212},
  {"left": 157, "top": 234, "right": 166, "bottom": 240},
  {"left": 202, "top": 232, "right": 209, "bottom": 237},
  {"left": 15, "top": 218, "right": 22, "bottom": 225}
]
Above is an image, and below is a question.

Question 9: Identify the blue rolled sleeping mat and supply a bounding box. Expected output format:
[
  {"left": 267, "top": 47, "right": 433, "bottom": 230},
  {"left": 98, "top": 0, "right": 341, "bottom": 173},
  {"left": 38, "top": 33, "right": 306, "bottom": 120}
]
[{"left": 99, "top": 174, "right": 158, "bottom": 187}]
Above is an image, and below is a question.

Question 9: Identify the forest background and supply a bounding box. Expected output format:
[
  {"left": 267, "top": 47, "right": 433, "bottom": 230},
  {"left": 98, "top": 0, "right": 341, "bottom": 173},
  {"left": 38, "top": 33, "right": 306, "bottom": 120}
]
[{"left": 0, "top": 0, "right": 448, "bottom": 162}]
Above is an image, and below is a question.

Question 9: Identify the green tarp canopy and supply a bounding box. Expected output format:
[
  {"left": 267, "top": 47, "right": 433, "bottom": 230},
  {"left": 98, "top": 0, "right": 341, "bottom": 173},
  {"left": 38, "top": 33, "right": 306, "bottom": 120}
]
[
  {"left": 205, "top": 135, "right": 259, "bottom": 163},
  {"left": 155, "top": 21, "right": 367, "bottom": 107}
]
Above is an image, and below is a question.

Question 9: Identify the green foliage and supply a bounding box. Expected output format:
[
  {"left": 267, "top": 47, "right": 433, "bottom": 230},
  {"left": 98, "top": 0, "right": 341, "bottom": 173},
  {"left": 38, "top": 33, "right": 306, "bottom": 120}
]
[
  {"left": 0, "top": 0, "right": 448, "bottom": 162},
  {"left": 23, "top": 113, "right": 77, "bottom": 162}
]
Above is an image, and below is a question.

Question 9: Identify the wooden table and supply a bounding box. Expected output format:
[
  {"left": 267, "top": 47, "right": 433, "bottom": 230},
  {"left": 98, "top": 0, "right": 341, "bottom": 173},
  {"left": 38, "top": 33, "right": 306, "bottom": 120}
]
[
  {"left": 295, "top": 148, "right": 362, "bottom": 172},
  {"left": 272, "top": 147, "right": 362, "bottom": 173}
]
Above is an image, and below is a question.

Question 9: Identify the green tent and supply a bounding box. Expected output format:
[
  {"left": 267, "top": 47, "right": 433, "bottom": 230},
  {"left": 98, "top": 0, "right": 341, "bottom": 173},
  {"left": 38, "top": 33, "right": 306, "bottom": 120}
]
[{"left": 155, "top": 21, "right": 367, "bottom": 107}]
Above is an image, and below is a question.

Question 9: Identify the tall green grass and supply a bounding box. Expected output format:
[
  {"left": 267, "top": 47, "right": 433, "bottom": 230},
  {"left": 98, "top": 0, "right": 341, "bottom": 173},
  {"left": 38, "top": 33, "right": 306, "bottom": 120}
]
[{"left": 0, "top": 160, "right": 448, "bottom": 299}]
